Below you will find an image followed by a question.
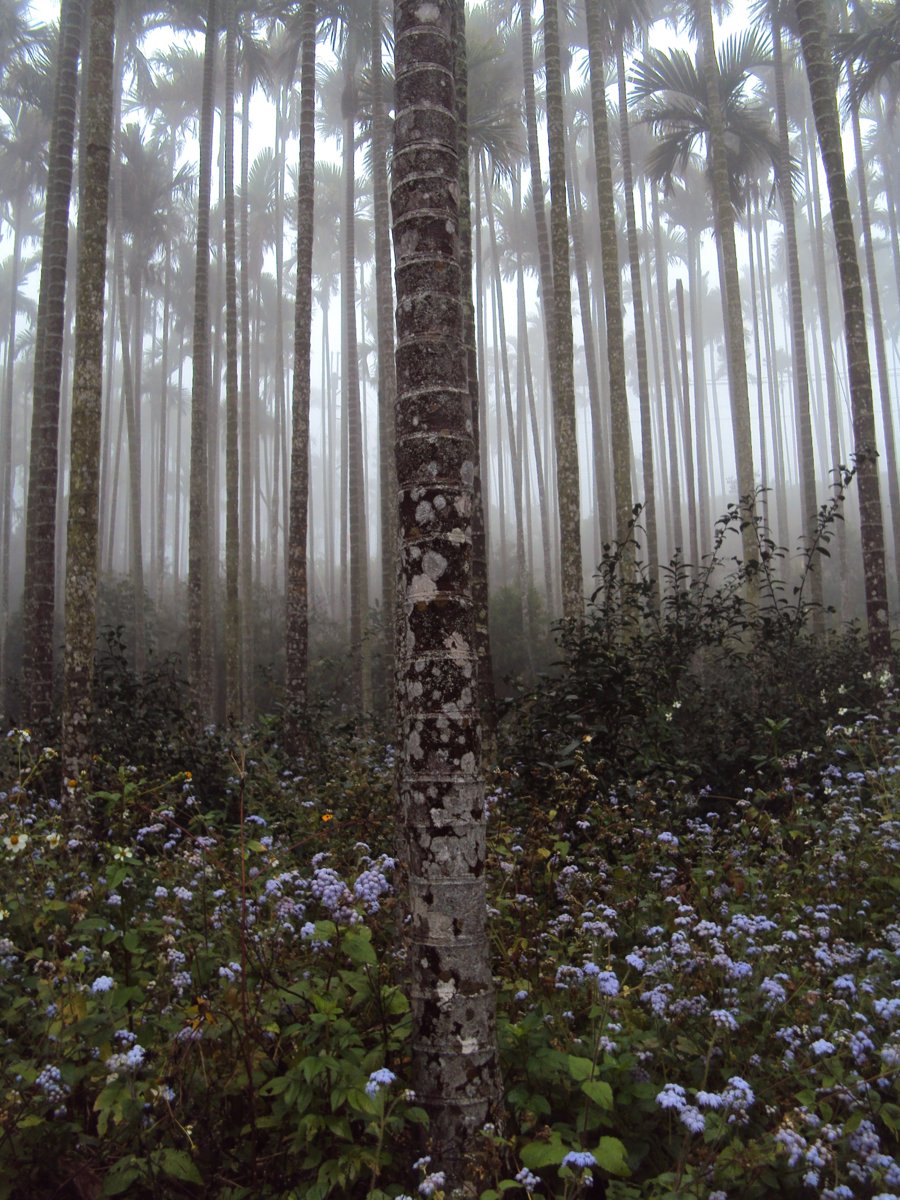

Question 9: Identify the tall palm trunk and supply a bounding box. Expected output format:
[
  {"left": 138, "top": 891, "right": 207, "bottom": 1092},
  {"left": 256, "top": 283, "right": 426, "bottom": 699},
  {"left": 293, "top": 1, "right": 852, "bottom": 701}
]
[
  {"left": 848, "top": 79, "right": 900, "bottom": 600},
  {"left": 62, "top": 0, "right": 114, "bottom": 776},
  {"left": 520, "top": 0, "right": 556, "bottom": 395},
  {"left": 675, "top": 279, "right": 700, "bottom": 571},
  {"left": 794, "top": 0, "right": 890, "bottom": 660},
  {"left": 485, "top": 165, "right": 529, "bottom": 649},
  {"left": 341, "top": 40, "right": 370, "bottom": 714},
  {"left": 616, "top": 43, "right": 658, "bottom": 584},
  {"left": 544, "top": 0, "right": 583, "bottom": 617},
  {"left": 240, "top": 31, "right": 255, "bottom": 712},
  {"left": 585, "top": 4, "right": 633, "bottom": 559},
  {"left": 189, "top": 0, "right": 218, "bottom": 715},
  {"left": 371, "top": 0, "right": 397, "bottom": 721},
  {"left": 223, "top": 0, "right": 241, "bottom": 720},
  {"left": 772, "top": 0, "right": 823, "bottom": 629},
  {"left": 516, "top": 173, "right": 554, "bottom": 610},
  {"left": 284, "top": 0, "right": 316, "bottom": 752},
  {"left": 0, "top": 217, "right": 23, "bottom": 716},
  {"left": 22, "top": 0, "right": 83, "bottom": 725},
  {"left": 455, "top": 4, "right": 496, "bottom": 753},
  {"left": 698, "top": 0, "right": 758, "bottom": 586},
  {"left": 392, "top": 0, "right": 501, "bottom": 1175},
  {"left": 652, "top": 190, "right": 684, "bottom": 559},
  {"left": 567, "top": 155, "right": 610, "bottom": 548}
]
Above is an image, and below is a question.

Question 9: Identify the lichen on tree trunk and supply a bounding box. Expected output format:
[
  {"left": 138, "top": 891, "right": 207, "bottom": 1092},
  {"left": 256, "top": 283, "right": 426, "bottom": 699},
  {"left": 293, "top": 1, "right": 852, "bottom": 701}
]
[{"left": 391, "top": 0, "right": 501, "bottom": 1183}]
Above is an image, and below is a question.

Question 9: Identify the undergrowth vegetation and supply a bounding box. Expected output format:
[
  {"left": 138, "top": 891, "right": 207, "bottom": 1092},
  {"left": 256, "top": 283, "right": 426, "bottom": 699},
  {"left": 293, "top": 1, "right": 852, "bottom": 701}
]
[{"left": 0, "top": 520, "right": 898, "bottom": 1198}]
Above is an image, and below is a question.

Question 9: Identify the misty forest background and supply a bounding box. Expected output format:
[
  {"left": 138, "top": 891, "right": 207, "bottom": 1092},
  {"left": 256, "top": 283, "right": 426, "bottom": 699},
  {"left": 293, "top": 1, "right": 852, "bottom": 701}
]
[
  {"left": 1, "top": 0, "right": 900, "bottom": 1196},
  {"left": 0, "top": 0, "right": 898, "bottom": 731}
]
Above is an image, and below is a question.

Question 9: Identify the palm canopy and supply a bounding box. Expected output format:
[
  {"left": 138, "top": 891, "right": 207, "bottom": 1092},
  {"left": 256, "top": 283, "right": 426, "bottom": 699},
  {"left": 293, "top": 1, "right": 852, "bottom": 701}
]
[
  {"left": 467, "top": 7, "right": 525, "bottom": 180},
  {"left": 631, "top": 29, "right": 784, "bottom": 209},
  {"left": 835, "top": 0, "right": 900, "bottom": 114}
]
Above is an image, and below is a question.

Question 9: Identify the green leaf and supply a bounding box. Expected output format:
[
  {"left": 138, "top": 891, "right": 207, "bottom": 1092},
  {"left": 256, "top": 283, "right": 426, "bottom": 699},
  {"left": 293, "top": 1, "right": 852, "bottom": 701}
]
[
  {"left": 158, "top": 1148, "right": 203, "bottom": 1185},
  {"left": 581, "top": 1080, "right": 613, "bottom": 1109},
  {"left": 567, "top": 1055, "right": 596, "bottom": 1082},
  {"left": 260, "top": 1075, "right": 291, "bottom": 1096},
  {"left": 520, "top": 1135, "right": 567, "bottom": 1169},
  {"left": 592, "top": 1135, "right": 630, "bottom": 1176},
  {"left": 102, "top": 1165, "right": 142, "bottom": 1196},
  {"left": 342, "top": 927, "right": 377, "bottom": 966}
]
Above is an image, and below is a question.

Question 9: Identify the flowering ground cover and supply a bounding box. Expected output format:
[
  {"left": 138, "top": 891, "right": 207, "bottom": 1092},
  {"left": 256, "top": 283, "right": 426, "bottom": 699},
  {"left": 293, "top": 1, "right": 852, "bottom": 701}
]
[{"left": 0, "top": 681, "right": 898, "bottom": 1198}]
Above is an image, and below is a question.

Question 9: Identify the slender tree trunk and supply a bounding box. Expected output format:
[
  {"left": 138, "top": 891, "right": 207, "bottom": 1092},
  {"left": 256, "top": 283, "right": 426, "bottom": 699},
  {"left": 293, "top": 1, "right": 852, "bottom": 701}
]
[
  {"left": 676, "top": 279, "right": 699, "bottom": 572},
  {"left": 189, "top": 0, "right": 217, "bottom": 714},
  {"left": 341, "top": 44, "right": 371, "bottom": 714},
  {"left": 795, "top": 0, "right": 890, "bottom": 660},
  {"left": 284, "top": 0, "right": 315, "bottom": 751},
  {"left": 772, "top": 1, "right": 823, "bottom": 628},
  {"left": 544, "top": 0, "right": 583, "bottom": 617},
  {"left": 617, "top": 41, "right": 658, "bottom": 585},
  {"left": 0, "top": 218, "right": 22, "bottom": 717},
  {"left": 223, "top": 0, "right": 241, "bottom": 720},
  {"left": 520, "top": 0, "right": 555, "bottom": 387},
  {"left": 22, "top": 0, "right": 83, "bottom": 725},
  {"left": 456, "top": 10, "right": 496, "bottom": 754},
  {"left": 652, "top": 191, "right": 684, "bottom": 560},
  {"left": 392, "top": 1, "right": 501, "bottom": 1176},
  {"left": 698, "top": 0, "right": 758, "bottom": 587},
  {"left": 371, "top": 0, "right": 397, "bottom": 724},
  {"left": 585, "top": 5, "right": 633, "bottom": 559},
  {"left": 517, "top": 176, "right": 554, "bottom": 611},
  {"left": 240, "top": 31, "right": 255, "bottom": 713},
  {"left": 62, "top": 0, "right": 114, "bottom": 776},
  {"left": 566, "top": 162, "right": 608, "bottom": 548},
  {"left": 848, "top": 80, "right": 900, "bottom": 600}
]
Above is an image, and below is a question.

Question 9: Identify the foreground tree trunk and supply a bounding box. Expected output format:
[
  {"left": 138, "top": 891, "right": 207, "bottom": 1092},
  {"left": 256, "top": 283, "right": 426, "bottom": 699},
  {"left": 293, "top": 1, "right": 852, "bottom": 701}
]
[
  {"left": 392, "top": 0, "right": 501, "bottom": 1179},
  {"left": 794, "top": 0, "right": 891, "bottom": 661},
  {"left": 22, "top": 0, "right": 83, "bottom": 725},
  {"left": 62, "top": 0, "right": 114, "bottom": 776},
  {"left": 284, "top": 0, "right": 316, "bottom": 752}
]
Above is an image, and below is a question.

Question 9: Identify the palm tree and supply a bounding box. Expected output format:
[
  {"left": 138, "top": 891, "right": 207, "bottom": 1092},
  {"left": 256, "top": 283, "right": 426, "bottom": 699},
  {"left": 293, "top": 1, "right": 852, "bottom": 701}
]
[
  {"left": 632, "top": 28, "right": 778, "bottom": 588},
  {"left": 544, "top": 0, "right": 583, "bottom": 617},
  {"left": 0, "top": 102, "right": 46, "bottom": 716},
  {"left": 611, "top": 0, "right": 658, "bottom": 583},
  {"left": 62, "top": 0, "right": 114, "bottom": 776},
  {"left": 794, "top": 0, "right": 891, "bottom": 660},
  {"left": 463, "top": 4, "right": 523, "bottom": 742},
  {"left": 319, "top": 0, "right": 373, "bottom": 713},
  {"left": 223, "top": 0, "right": 241, "bottom": 719},
  {"left": 369, "top": 0, "right": 397, "bottom": 724},
  {"left": 834, "top": 0, "right": 900, "bottom": 112},
  {"left": 284, "top": 0, "right": 316, "bottom": 752},
  {"left": 22, "top": 0, "right": 84, "bottom": 725},
  {"left": 518, "top": 0, "right": 556, "bottom": 421},
  {"left": 845, "top": 77, "right": 900, "bottom": 602},
  {"left": 189, "top": 0, "right": 218, "bottom": 715},
  {"left": 392, "top": 0, "right": 501, "bottom": 1176},
  {"left": 584, "top": 2, "right": 635, "bottom": 562},
  {"left": 764, "top": 0, "right": 824, "bottom": 628}
]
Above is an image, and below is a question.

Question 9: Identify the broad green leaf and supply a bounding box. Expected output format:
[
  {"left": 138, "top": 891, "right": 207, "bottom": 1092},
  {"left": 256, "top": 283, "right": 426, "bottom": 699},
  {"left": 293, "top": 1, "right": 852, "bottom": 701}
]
[
  {"left": 567, "top": 1054, "right": 596, "bottom": 1081},
  {"left": 342, "top": 927, "right": 377, "bottom": 966},
  {"left": 581, "top": 1079, "right": 613, "bottom": 1109},
  {"left": 520, "top": 1135, "right": 567, "bottom": 1169},
  {"left": 158, "top": 1148, "right": 203, "bottom": 1184},
  {"left": 592, "top": 1135, "right": 630, "bottom": 1176}
]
